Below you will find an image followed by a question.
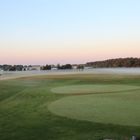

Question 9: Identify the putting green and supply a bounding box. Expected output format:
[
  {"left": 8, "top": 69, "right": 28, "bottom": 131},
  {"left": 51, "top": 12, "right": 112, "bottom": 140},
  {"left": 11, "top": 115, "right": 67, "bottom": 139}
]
[
  {"left": 49, "top": 90, "right": 140, "bottom": 126},
  {"left": 51, "top": 84, "right": 139, "bottom": 94}
]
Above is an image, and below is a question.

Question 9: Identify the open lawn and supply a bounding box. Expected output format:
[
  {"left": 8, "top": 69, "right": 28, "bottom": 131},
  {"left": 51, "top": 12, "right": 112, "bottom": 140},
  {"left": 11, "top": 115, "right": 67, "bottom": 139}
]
[
  {"left": 51, "top": 84, "right": 139, "bottom": 94},
  {"left": 0, "top": 74, "right": 140, "bottom": 140}
]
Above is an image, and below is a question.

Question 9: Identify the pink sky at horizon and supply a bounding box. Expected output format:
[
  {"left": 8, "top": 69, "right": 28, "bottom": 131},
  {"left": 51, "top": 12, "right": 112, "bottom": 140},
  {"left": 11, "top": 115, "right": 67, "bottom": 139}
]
[{"left": 0, "top": 39, "right": 140, "bottom": 65}]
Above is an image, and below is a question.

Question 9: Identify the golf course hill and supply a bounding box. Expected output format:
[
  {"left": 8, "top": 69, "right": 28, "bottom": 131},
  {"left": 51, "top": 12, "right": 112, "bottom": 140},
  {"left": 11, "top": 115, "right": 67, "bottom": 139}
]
[{"left": 86, "top": 57, "right": 140, "bottom": 68}]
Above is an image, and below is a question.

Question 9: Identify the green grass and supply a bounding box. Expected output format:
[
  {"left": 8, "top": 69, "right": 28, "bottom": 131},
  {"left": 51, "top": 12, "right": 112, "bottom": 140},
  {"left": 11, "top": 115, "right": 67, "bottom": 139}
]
[
  {"left": 0, "top": 74, "right": 140, "bottom": 140},
  {"left": 51, "top": 84, "right": 140, "bottom": 94},
  {"left": 49, "top": 91, "right": 140, "bottom": 126}
]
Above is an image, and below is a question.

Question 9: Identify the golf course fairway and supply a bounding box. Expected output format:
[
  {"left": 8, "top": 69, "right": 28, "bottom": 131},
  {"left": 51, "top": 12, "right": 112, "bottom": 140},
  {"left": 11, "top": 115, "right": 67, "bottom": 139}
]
[
  {"left": 51, "top": 84, "right": 139, "bottom": 94},
  {"left": 49, "top": 91, "right": 140, "bottom": 126},
  {"left": 1, "top": 73, "right": 140, "bottom": 140}
]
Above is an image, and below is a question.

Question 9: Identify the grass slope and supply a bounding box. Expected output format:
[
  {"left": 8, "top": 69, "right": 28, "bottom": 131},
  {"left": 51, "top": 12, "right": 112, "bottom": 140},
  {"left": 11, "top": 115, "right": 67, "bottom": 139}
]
[
  {"left": 0, "top": 74, "right": 140, "bottom": 140},
  {"left": 49, "top": 90, "right": 140, "bottom": 126},
  {"left": 51, "top": 84, "right": 139, "bottom": 94}
]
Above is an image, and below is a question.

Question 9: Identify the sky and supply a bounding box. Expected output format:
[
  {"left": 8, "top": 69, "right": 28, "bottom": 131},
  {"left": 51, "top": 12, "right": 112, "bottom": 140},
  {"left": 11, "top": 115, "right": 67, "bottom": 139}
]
[{"left": 0, "top": 0, "right": 140, "bottom": 65}]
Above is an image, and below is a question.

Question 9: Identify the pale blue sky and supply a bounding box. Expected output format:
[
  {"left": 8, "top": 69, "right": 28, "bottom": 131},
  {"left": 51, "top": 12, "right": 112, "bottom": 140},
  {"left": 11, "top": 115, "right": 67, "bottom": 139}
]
[{"left": 0, "top": 0, "right": 140, "bottom": 64}]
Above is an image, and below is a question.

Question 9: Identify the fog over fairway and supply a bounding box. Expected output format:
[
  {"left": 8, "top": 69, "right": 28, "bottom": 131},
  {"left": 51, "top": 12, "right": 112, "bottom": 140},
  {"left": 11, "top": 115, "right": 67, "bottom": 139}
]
[{"left": 0, "top": 68, "right": 140, "bottom": 80}]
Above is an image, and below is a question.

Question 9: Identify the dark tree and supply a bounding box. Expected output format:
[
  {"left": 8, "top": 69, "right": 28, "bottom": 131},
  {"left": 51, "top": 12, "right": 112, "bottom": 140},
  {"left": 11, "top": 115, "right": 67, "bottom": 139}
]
[
  {"left": 77, "top": 65, "right": 84, "bottom": 70},
  {"left": 42, "top": 65, "right": 52, "bottom": 70},
  {"left": 57, "top": 64, "right": 72, "bottom": 69}
]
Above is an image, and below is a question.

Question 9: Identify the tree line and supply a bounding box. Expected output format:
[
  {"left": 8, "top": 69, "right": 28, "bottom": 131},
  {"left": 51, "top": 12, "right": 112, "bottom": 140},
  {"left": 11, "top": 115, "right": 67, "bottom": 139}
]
[
  {"left": 0, "top": 64, "right": 84, "bottom": 71},
  {"left": 86, "top": 58, "right": 140, "bottom": 68},
  {"left": 0, "top": 65, "right": 24, "bottom": 71},
  {"left": 41, "top": 64, "right": 84, "bottom": 70},
  {"left": 1, "top": 57, "right": 139, "bottom": 71},
  {"left": 41, "top": 64, "right": 73, "bottom": 70}
]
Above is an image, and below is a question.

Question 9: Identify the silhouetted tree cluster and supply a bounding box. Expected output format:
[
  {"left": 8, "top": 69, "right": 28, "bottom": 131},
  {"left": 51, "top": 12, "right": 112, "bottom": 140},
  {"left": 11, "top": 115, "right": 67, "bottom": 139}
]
[
  {"left": 0, "top": 65, "right": 23, "bottom": 71},
  {"left": 57, "top": 64, "right": 72, "bottom": 69},
  {"left": 41, "top": 65, "right": 52, "bottom": 70},
  {"left": 86, "top": 58, "right": 140, "bottom": 68},
  {"left": 77, "top": 65, "right": 84, "bottom": 70}
]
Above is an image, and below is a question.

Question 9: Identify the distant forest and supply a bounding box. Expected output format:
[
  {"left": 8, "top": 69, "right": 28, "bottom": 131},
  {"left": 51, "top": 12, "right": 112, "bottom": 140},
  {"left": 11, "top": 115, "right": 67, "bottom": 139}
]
[{"left": 86, "top": 58, "right": 140, "bottom": 68}]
